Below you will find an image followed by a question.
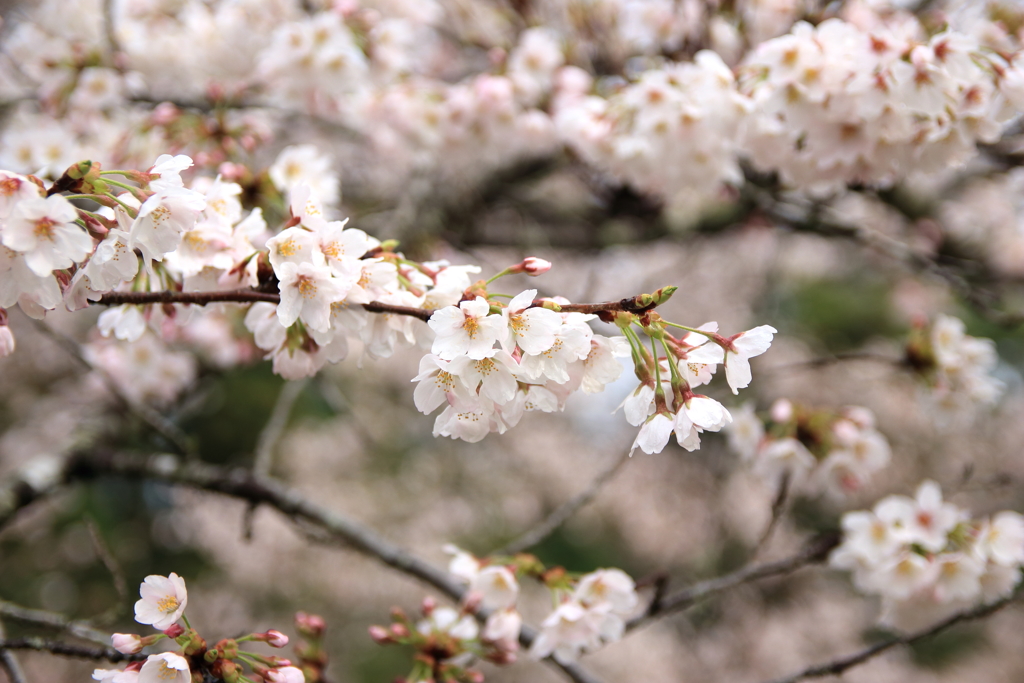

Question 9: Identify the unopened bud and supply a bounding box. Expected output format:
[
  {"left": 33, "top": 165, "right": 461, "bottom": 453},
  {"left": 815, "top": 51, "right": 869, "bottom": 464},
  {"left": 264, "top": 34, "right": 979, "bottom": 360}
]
[
  {"left": 466, "top": 669, "right": 486, "bottom": 682},
  {"left": 461, "top": 591, "right": 482, "bottom": 613},
  {"left": 421, "top": 596, "right": 437, "bottom": 616},
  {"left": 217, "top": 660, "right": 241, "bottom": 683},
  {"left": 651, "top": 285, "right": 677, "bottom": 305},
  {"left": 163, "top": 624, "right": 185, "bottom": 638},
  {"left": 388, "top": 623, "right": 409, "bottom": 639},
  {"left": 215, "top": 638, "right": 238, "bottom": 659},
  {"left": 111, "top": 634, "right": 143, "bottom": 655},
  {"left": 389, "top": 606, "right": 408, "bottom": 622},
  {"left": 265, "top": 630, "right": 289, "bottom": 648},
  {"left": 519, "top": 257, "right": 552, "bottom": 276},
  {"left": 368, "top": 626, "right": 392, "bottom": 644},
  {"left": 770, "top": 398, "right": 793, "bottom": 423},
  {"left": 294, "top": 612, "right": 326, "bottom": 638}
]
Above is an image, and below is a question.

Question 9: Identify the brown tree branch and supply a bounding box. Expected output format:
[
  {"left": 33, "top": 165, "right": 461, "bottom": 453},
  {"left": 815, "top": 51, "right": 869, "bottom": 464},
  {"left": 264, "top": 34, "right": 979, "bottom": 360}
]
[
  {"left": 0, "top": 638, "right": 141, "bottom": 663},
  {"left": 760, "top": 592, "right": 1019, "bottom": 683},
  {"left": 494, "top": 450, "right": 631, "bottom": 556},
  {"left": 0, "top": 601, "right": 110, "bottom": 646},
  {"left": 95, "top": 288, "right": 675, "bottom": 322},
  {"left": 626, "top": 532, "right": 841, "bottom": 632}
]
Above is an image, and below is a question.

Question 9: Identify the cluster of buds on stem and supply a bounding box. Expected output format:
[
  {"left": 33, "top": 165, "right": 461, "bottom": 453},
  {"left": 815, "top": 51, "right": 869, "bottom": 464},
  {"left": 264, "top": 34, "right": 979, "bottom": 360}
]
[{"left": 93, "top": 573, "right": 304, "bottom": 683}]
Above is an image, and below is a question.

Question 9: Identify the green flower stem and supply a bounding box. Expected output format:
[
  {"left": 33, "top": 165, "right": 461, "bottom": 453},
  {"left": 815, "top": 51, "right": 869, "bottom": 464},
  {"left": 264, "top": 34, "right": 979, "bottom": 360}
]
[
  {"left": 485, "top": 267, "right": 514, "bottom": 285},
  {"left": 103, "top": 178, "right": 145, "bottom": 199}
]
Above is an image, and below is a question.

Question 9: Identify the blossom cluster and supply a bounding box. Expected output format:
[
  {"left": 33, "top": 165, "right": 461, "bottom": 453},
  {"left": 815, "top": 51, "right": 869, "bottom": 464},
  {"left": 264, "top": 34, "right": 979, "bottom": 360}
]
[
  {"left": 726, "top": 399, "right": 892, "bottom": 497},
  {"left": 623, "top": 322, "right": 776, "bottom": 456},
  {"left": 93, "top": 573, "right": 305, "bottom": 683},
  {"left": 412, "top": 289, "right": 626, "bottom": 444},
  {"left": 555, "top": 50, "right": 750, "bottom": 221},
  {"left": 830, "top": 480, "right": 1024, "bottom": 631},
  {"left": 4, "top": 1, "right": 1024, "bottom": 219},
  {"left": 907, "top": 314, "right": 1004, "bottom": 416},
  {"left": 370, "top": 546, "right": 640, "bottom": 679},
  {"left": 738, "top": 20, "right": 1024, "bottom": 193}
]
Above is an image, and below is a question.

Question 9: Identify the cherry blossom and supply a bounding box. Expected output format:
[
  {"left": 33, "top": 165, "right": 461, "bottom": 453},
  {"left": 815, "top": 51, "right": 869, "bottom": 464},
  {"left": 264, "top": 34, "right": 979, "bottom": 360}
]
[
  {"left": 134, "top": 573, "right": 188, "bottom": 630},
  {"left": 428, "top": 297, "right": 506, "bottom": 361},
  {"left": 139, "top": 653, "right": 190, "bottom": 683},
  {"left": 2, "top": 194, "right": 92, "bottom": 277}
]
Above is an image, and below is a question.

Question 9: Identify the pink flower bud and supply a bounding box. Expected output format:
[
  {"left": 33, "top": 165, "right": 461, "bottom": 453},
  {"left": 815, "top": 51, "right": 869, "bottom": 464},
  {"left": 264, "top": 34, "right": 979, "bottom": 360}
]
[
  {"left": 421, "top": 596, "right": 437, "bottom": 615},
  {"left": 466, "top": 669, "right": 486, "bottom": 682},
  {"left": 389, "top": 623, "right": 409, "bottom": 639},
  {"left": 163, "top": 624, "right": 185, "bottom": 638},
  {"left": 0, "top": 325, "right": 14, "bottom": 358},
  {"left": 521, "top": 257, "right": 551, "bottom": 276},
  {"left": 111, "top": 633, "right": 143, "bottom": 654},
  {"left": 368, "top": 626, "right": 391, "bottom": 644},
  {"left": 265, "top": 630, "right": 289, "bottom": 648},
  {"left": 266, "top": 666, "right": 305, "bottom": 683},
  {"left": 294, "top": 612, "right": 326, "bottom": 638}
]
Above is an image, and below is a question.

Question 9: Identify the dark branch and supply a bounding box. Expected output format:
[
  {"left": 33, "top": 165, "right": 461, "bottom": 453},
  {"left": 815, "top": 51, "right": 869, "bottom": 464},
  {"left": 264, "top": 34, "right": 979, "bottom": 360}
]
[
  {"left": 760, "top": 592, "right": 1019, "bottom": 683},
  {"left": 95, "top": 288, "right": 678, "bottom": 324},
  {"left": 0, "top": 637, "right": 142, "bottom": 663},
  {"left": 627, "top": 532, "right": 841, "bottom": 632}
]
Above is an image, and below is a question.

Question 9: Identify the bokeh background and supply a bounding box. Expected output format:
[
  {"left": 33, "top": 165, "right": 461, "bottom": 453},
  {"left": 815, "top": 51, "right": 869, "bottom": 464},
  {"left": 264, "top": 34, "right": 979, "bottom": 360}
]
[{"left": 1, "top": 0, "right": 1024, "bottom": 682}]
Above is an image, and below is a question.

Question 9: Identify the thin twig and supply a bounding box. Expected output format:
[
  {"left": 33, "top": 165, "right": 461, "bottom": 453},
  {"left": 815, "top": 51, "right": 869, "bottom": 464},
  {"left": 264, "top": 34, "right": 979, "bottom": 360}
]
[
  {"left": 495, "top": 450, "right": 631, "bottom": 556},
  {"left": 243, "top": 379, "right": 307, "bottom": 540},
  {"left": 28, "top": 319, "right": 196, "bottom": 456},
  {"left": 752, "top": 472, "right": 790, "bottom": 560},
  {"left": 0, "top": 638, "right": 140, "bottom": 663},
  {"left": 761, "top": 352, "right": 904, "bottom": 377},
  {"left": 86, "top": 519, "right": 129, "bottom": 625},
  {"left": 760, "top": 592, "right": 1019, "bottom": 683},
  {"left": 0, "top": 601, "right": 110, "bottom": 645},
  {"left": 101, "top": 0, "right": 122, "bottom": 56},
  {"left": 0, "top": 621, "right": 29, "bottom": 683},
  {"left": 626, "top": 532, "right": 841, "bottom": 632}
]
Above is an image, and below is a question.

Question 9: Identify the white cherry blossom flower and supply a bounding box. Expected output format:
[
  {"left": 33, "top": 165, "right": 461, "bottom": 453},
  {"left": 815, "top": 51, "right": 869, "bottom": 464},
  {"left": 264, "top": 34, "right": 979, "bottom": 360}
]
[
  {"left": 432, "top": 395, "right": 495, "bottom": 443},
  {"left": 978, "top": 511, "right": 1024, "bottom": 567},
  {"left": 134, "top": 573, "right": 187, "bottom": 630},
  {"left": 428, "top": 296, "right": 506, "bottom": 361},
  {"left": 129, "top": 186, "right": 206, "bottom": 266},
  {"left": 276, "top": 261, "right": 349, "bottom": 333},
  {"left": 98, "top": 305, "right": 147, "bottom": 342},
  {"left": 267, "top": 226, "right": 325, "bottom": 271},
  {"left": 417, "top": 606, "right": 478, "bottom": 641},
  {"left": 580, "top": 335, "right": 628, "bottom": 394},
  {"left": 3, "top": 194, "right": 92, "bottom": 276},
  {"left": 483, "top": 608, "right": 522, "bottom": 652},
  {"left": 470, "top": 565, "right": 519, "bottom": 610},
  {"left": 574, "top": 569, "right": 638, "bottom": 615},
  {"left": 148, "top": 154, "right": 193, "bottom": 192},
  {"left": 502, "top": 289, "right": 561, "bottom": 354},
  {"left": 447, "top": 349, "right": 521, "bottom": 404},
  {"left": 412, "top": 354, "right": 473, "bottom": 415},
  {"left": 0, "top": 170, "right": 43, "bottom": 218},
  {"left": 630, "top": 411, "right": 674, "bottom": 456},
  {"left": 723, "top": 325, "right": 777, "bottom": 394},
  {"left": 139, "top": 653, "right": 189, "bottom": 683}
]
